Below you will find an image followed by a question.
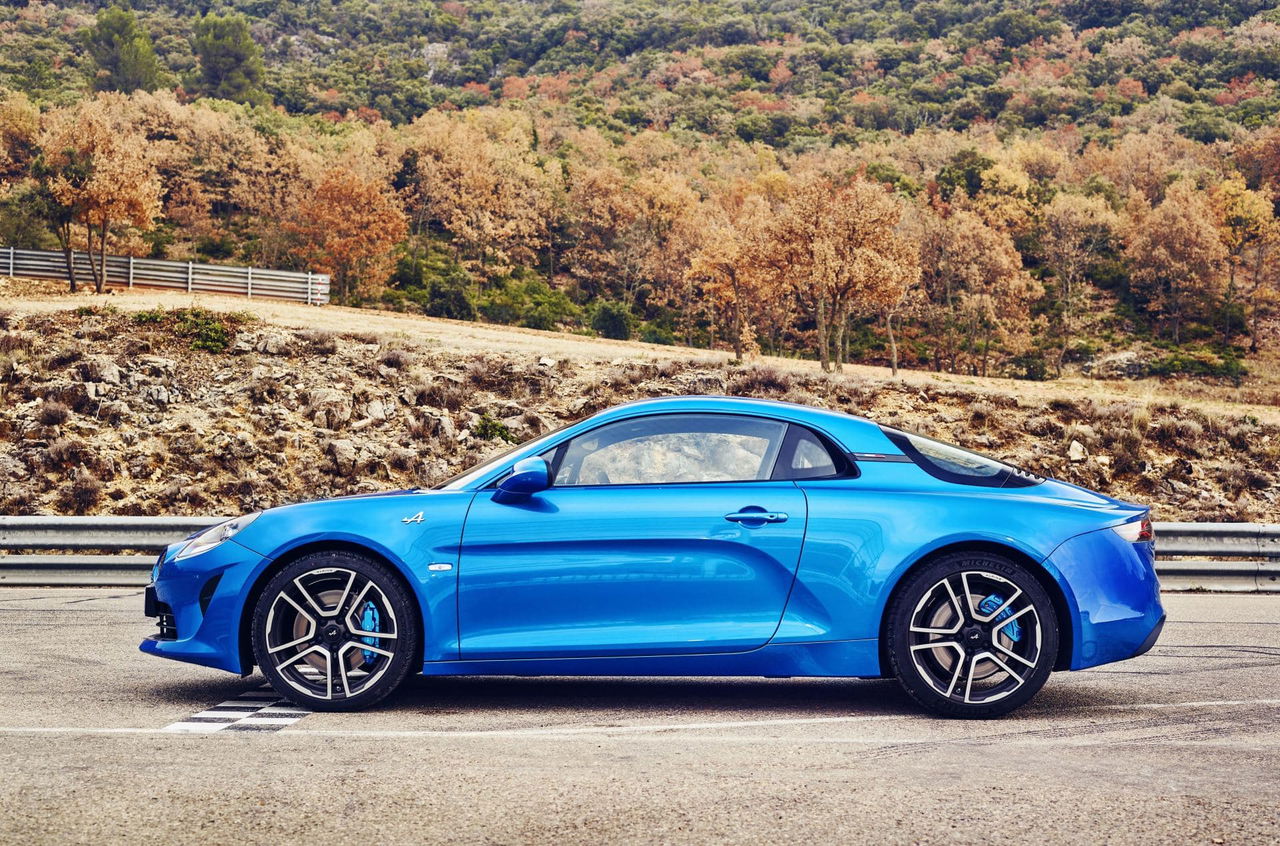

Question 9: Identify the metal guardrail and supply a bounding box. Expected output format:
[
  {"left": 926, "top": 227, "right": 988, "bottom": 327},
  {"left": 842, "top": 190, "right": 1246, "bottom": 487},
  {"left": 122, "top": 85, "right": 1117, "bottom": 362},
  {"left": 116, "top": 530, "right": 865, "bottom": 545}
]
[
  {"left": 2, "top": 246, "right": 330, "bottom": 305},
  {"left": 0, "top": 517, "right": 1276, "bottom": 590},
  {"left": 0, "top": 517, "right": 223, "bottom": 587},
  {"left": 1150, "top": 522, "right": 1279, "bottom": 593}
]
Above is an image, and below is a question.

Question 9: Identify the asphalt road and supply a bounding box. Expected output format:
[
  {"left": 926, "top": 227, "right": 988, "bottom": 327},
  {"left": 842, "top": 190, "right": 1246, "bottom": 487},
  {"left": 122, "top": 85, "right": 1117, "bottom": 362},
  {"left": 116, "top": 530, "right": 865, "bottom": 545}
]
[{"left": 0, "top": 590, "right": 1276, "bottom": 845}]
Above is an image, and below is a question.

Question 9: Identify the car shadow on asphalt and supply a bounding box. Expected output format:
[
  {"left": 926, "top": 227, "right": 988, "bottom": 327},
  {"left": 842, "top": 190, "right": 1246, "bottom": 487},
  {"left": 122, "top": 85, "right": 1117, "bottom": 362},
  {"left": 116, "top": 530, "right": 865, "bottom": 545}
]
[
  {"left": 387, "top": 675, "right": 916, "bottom": 717},
  {"left": 384, "top": 674, "right": 1141, "bottom": 719},
  {"left": 140, "top": 676, "right": 273, "bottom": 709},
  {"left": 142, "top": 672, "right": 1135, "bottom": 719}
]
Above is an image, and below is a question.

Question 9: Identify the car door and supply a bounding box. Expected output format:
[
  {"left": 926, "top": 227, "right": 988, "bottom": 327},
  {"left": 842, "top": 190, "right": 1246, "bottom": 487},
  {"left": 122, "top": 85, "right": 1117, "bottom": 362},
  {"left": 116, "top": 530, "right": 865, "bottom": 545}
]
[{"left": 457, "top": 413, "right": 809, "bottom": 659}]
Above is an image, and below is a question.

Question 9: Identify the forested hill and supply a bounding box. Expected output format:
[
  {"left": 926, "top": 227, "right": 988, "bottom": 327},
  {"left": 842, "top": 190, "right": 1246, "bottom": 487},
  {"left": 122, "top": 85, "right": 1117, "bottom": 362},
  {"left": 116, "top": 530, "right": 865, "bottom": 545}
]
[
  {"left": 5, "top": 2, "right": 1280, "bottom": 382},
  {"left": 5, "top": 1, "right": 1279, "bottom": 133}
]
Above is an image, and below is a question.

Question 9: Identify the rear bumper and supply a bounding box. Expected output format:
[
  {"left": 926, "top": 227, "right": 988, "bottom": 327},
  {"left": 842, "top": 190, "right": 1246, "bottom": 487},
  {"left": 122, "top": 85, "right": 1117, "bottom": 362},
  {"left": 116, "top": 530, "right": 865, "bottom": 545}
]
[
  {"left": 1044, "top": 527, "right": 1164, "bottom": 670},
  {"left": 1134, "top": 613, "right": 1165, "bottom": 658}
]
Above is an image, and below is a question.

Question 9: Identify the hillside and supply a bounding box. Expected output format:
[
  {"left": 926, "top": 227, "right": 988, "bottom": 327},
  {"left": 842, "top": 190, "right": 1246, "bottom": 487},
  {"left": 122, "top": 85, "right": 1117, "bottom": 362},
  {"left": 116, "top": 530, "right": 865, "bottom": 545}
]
[
  {"left": 2, "top": 292, "right": 1278, "bottom": 522},
  {"left": 3, "top": 1, "right": 1280, "bottom": 386}
]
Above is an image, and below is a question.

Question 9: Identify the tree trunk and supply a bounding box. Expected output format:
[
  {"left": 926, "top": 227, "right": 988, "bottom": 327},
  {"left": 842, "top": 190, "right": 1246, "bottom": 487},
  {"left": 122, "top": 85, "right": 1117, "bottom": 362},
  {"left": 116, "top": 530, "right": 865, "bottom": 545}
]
[
  {"left": 833, "top": 314, "right": 846, "bottom": 374},
  {"left": 95, "top": 221, "right": 109, "bottom": 294},
  {"left": 816, "top": 297, "right": 830, "bottom": 372},
  {"left": 58, "top": 222, "right": 78, "bottom": 293},
  {"left": 85, "top": 223, "right": 103, "bottom": 294},
  {"left": 886, "top": 311, "right": 899, "bottom": 376},
  {"left": 731, "top": 274, "right": 743, "bottom": 361}
]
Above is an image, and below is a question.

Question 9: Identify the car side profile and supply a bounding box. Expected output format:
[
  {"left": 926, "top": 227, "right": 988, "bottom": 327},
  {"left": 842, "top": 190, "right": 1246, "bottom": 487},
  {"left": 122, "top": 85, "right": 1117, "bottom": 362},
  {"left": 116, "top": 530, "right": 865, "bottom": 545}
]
[{"left": 142, "top": 396, "right": 1164, "bottom": 718}]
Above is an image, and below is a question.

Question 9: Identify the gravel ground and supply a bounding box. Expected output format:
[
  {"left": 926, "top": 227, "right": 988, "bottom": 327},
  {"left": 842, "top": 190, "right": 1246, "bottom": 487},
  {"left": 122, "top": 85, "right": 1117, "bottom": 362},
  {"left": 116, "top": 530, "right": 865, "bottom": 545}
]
[{"left": 0, "top": 590, "right": 1276, "bottom": 844}]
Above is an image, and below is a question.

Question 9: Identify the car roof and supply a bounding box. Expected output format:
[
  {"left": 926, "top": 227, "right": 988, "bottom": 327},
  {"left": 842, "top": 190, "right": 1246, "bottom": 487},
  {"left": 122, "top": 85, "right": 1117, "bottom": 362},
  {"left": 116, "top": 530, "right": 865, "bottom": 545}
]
[{"left": 600, "top": 395, "right": 868, "bottom": 423}]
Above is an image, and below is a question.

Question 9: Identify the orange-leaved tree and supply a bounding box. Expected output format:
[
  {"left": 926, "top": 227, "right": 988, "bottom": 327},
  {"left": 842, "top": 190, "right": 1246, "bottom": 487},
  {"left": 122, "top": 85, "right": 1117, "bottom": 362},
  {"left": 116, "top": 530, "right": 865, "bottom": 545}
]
[
  {"left": 37, "top": 94, "right": 161, "bottom": 293},
  {"left": 1125, "top": 179, "right": 1227, "bottom": 344},
  {"left": 1213, "top": 175, "right": 1274, "bottom": 346},
  {"left": 287, "top": 166, "right": 408, "bottom": 303},
  {"left": 1040, "top": 192, "right": 1118, "bottom": 374},
  {"left": 685, "top": 194, "right": 772, "bottom": 361},
  {"left": 768, "top": 174, "right": 919, "bottom": 372}
]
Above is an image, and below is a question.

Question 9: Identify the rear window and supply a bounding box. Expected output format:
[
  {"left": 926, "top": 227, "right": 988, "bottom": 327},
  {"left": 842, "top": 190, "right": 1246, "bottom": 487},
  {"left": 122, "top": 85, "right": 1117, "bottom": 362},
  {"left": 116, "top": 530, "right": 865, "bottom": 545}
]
[{"left": 880, "top": 427, "right": 1041, "bottom": 489}]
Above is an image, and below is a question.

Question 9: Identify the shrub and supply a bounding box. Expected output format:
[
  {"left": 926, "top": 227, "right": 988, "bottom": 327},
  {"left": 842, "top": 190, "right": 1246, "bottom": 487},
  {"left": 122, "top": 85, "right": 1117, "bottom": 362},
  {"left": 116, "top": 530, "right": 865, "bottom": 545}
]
[
  {"left": 44, "top": 346, "right": 83, "bottom": 369},
  {"left": 424, "top": 271, "right": 477, "bottom": 321},
  {"left": 131, "top": 309, "right": 165, "bottom": 325},
  {"left": 300, "top": 329, "right": 338, "bottom": 354},
  {"left": 466, "top": 357, "right": 517, "bottom": 391},
  {"left": 639, "top": 324, "right": 676, "bottom": 345},
  {"left": 1149, "top": 350, "right": 1246, "bottom": 383},
  {"left": 473, "top": 413, "right": 516, "bottom": 443},
  {"left": 592, "top": 301, "right": 633, "bottom": 340},
  {"left": 414, "top": 379, "right": 470, "bottom": 411},
  {"left": 130, "top": 307, "right": 250, "bottom": 353},
  {"left": 378, "top": 347, "right": 411, "bottom": 369},
  {"left": 37, "top": 401, "right": 70, "bottom": 426},
  {"left": 477, "top": 275, "right": 579, "bottom": 329},
  {"left": 175, "top": 308, "right": 232, "bottom": 352},
  {"left": 727, "top": 366, "right": 793, "bottom": 395},
  {"left": 58, "top": 469, "right": 103, "bottom": 514}
]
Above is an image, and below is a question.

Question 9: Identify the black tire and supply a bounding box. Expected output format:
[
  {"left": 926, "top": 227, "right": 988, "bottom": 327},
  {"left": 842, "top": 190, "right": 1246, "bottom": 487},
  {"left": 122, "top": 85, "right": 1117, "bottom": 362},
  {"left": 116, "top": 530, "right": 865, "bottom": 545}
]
[
  {"left": 885, "top": 551, "right": 1058, "bottom": 719},
  {"left": 251, "top": 550, "right": 419, "bottom": 712}
]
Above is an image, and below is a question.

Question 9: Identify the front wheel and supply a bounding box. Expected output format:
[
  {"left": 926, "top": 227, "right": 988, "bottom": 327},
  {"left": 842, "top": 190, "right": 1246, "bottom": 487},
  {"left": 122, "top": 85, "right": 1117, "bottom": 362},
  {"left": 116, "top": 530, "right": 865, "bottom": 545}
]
[
  {"left": 251, "top": 551, "right": 419, "bottom": 711},
  {"left": 886, "top": 552, "right": 1059, "bottom": 719}
]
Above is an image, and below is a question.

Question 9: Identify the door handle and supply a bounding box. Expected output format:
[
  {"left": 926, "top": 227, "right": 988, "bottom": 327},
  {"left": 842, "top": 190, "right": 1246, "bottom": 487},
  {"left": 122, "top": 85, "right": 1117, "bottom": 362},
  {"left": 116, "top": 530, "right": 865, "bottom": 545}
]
[{"left": 724, "top": 510, "right": 788, "bottom": 525}]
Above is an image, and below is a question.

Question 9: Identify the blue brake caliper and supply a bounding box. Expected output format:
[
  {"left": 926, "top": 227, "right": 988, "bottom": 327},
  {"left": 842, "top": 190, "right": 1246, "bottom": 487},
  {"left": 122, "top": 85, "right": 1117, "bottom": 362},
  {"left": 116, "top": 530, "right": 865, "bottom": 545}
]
[
  {"left": 359, "top": 601, "right": 380, "bottom": 665},
  {"left": 978, "top": 594, "right": 1022, "bottom": 642}
]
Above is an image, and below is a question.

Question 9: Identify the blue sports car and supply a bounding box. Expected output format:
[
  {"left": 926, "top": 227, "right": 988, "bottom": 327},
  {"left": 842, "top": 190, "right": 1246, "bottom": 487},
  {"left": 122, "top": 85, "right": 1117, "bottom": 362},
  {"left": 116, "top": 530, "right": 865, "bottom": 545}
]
[{"left": 142, "top": 396, "right": 1164, "bottom": 718}]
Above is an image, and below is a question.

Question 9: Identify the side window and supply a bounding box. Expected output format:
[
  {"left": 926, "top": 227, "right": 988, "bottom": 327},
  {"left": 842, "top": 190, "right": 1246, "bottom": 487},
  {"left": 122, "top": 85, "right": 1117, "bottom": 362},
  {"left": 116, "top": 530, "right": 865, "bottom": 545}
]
[
  {"left": 785, "top": 429, "right": 840, "bottom": 479},
  {"left": 548, "top": 414, "right": 787, "bottom": 486},
  {"left": 773, "top": 425, "right": 848, "bottom": 480},
  {"left": 880, "top": 426, "right": 1040, "bottom": 488}
]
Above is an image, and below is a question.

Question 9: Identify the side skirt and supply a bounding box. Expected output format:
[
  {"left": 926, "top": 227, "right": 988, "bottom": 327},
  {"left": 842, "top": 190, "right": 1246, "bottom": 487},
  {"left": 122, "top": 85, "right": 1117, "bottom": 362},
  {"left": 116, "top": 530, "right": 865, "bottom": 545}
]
[{"left": 420, "top": 638, "right": 881, "bottom": 678}]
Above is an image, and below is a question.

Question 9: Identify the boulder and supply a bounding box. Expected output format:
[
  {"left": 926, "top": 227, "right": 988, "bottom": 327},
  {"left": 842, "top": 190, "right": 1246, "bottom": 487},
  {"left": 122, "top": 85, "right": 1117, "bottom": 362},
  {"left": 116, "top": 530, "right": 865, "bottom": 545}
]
[
  {"left": 1083, "top": 351, "right": 1148, "bottom": 380},
  {"left": 327, "top": 439, "right": 358, "bottom": 476},
  {"left": 78, "top": 356, "right": 121, "bottom": 385},
  {"left": 306, "top": 388, "right": 353, "bottom": 430}
]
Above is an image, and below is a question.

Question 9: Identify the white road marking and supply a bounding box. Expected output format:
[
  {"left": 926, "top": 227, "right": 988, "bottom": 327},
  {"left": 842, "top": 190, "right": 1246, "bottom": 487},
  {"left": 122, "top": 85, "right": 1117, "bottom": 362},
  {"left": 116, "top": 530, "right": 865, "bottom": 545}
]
[
  {"left": 159, "top": 684, "right": 311, "bottom": 733},
  {"left": 155, "top": 722, "right": 227, "bottom": 734},
  {"left": 0, "top": 697, "right": 1274, "bottom": 740}
]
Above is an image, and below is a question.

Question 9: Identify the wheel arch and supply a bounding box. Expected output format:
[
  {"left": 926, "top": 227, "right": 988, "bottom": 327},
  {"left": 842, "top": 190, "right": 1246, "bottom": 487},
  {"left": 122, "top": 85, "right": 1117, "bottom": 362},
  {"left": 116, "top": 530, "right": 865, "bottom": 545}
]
[
  {"left": 875, "top": 540, "right": 1075, "bottom": 677},
  {"left": 237, "top": 539, "right": 427, "bottom": 675}
]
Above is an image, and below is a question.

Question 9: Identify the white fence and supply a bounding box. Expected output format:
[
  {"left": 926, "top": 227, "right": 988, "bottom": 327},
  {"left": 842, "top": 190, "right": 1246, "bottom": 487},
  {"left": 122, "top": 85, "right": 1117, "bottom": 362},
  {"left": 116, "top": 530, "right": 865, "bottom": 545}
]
[{"left": 2, "top": 247, "right": 330, "bottom": 305}]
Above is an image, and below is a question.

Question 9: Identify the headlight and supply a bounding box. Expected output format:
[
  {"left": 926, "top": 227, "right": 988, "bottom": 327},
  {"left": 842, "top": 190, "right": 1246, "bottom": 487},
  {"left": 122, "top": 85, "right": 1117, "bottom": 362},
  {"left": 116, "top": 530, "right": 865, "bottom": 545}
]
[{"left": 175, "top": 512, "right": 261, "bottom": 560}]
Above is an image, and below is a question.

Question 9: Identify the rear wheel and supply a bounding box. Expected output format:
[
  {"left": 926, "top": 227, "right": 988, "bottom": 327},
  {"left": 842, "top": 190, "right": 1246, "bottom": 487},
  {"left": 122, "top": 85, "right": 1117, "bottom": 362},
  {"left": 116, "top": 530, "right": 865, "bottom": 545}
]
[
  {"left": 886, "top": 552, "right": 1058, "bottom": 719},
  {"left": 251, "top": 550, "right": 419, "bottom": 711}
]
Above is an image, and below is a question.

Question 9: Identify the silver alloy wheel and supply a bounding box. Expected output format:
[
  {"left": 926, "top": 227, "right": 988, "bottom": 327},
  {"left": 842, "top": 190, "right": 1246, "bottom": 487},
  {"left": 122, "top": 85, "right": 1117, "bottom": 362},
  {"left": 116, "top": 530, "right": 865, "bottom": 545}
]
[
  {"left": 263, "top": 566, "right": 399, "bottom": 701},
  {"left": 906, "top": 570, "right": 1043, "bottom": 705}
]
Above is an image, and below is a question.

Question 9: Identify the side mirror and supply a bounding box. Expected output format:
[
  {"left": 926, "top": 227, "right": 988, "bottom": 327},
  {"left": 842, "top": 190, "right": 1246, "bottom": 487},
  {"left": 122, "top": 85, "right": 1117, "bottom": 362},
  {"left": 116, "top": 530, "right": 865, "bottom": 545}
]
[{"left": 494, "top": 457, "right": 550, "bottom": 503}]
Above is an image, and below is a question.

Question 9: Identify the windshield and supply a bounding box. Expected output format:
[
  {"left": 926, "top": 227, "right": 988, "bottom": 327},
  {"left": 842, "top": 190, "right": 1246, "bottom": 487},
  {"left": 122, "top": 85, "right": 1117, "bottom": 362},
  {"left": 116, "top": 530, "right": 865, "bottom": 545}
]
[{"left": 432, "top": 419, "right": 577, "bottom": 490}]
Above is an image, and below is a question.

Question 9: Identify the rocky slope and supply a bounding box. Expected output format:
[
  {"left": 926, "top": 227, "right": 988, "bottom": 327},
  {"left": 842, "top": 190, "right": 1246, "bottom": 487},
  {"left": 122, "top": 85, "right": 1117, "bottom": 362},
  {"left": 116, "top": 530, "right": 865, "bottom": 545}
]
[{"left": 1, "top": 305, "right": 1277, "bottom": 522}]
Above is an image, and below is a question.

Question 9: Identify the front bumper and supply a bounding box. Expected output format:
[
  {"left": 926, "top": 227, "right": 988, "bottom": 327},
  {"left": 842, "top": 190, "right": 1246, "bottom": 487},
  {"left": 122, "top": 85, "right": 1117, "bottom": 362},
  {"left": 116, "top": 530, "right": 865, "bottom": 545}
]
[
  {"left": 1044, "top": 526, "right": 1165, "bottom": 670},
  {"left": 140, "top": 539, "right": 267, "bottom": 674}
]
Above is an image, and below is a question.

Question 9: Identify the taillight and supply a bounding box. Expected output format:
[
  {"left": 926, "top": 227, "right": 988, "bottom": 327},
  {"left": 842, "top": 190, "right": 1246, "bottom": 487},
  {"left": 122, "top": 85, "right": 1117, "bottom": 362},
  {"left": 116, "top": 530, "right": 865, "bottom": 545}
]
[{"left": 1112, "top": 516, "right": 1154, "bottom": 543}]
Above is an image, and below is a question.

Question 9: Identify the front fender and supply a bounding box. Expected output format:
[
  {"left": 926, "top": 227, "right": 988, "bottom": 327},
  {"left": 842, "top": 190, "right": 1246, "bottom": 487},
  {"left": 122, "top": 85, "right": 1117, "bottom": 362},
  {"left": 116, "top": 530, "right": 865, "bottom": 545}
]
[{"left": 144, "top": 490, "right": 474, "bottom": 674}]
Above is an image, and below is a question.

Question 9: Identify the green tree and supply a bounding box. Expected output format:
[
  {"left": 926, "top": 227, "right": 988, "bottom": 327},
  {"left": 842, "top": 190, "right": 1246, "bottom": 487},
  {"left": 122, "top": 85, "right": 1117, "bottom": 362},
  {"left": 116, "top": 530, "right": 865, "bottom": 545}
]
[
  {"left": 592, "top": 301, "right": 633, "bottom": 340},
  {"left": 192, "top": 14, "right": 267, "bottom": 105},
  {"left": 82, "top": 6, "right": 163, "bottom": 93}
]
